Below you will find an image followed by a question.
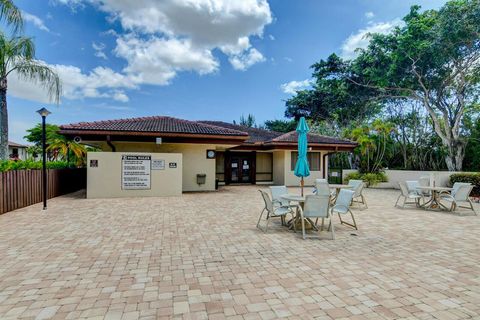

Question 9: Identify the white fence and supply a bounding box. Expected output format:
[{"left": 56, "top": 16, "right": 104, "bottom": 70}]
[{"left": 342, "top": 169, "right": 477, "bottom": 189}]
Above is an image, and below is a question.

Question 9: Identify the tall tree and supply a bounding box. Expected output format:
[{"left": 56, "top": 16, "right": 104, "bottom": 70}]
[
  {"left": 351, "top": 0, "right": 480, "bottom": 171},
  {"left": 285, "top": 54, "right": 382, "bottom": 128},
  {"left": 0, "top": 33, "right": 61, "bottom": 159},
  {"left": 264, "top": 119, "right": 297, "bottom": 133},
  {"left": 0, "top": 0, "right": 23, "bottom": 33}
]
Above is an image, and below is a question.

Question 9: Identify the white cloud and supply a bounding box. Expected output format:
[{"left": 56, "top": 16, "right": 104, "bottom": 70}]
[
  {"left": 341, "top": 19, "right": 403, "bottom": 59},
  {"left": 269, "top": 34, "right": 275, "bottom": 40},
  {"left": 229, "top": 48, "right": 265, "bottom": 71},
  {"left": 280, "top": 79, "right": 312, "bottom": 94},
  {"left": 23, "top": 11, "right": 50, "bottom": 32},
  {"left": 92, "top": 42, "right": 108, "bottom": 59},
  {"left": 8, "top": 62, "right": 135, "bottom": 103},
  {"left": 114, "top": 35, "right": 219, "bottom": 85},
  {"left": 365, "top": 11, "right": 375, "bottom": 19},
  {"left": 16, "top": 0, "right": 273, "bottom": 104},
  {"left": 58, "top": 0, "right": 272, "bottom": 72}
]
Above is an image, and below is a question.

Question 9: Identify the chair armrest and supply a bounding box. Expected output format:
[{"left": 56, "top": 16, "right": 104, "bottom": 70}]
[{"left": 438, "top": 190, "right": 452, "bottom": 197}]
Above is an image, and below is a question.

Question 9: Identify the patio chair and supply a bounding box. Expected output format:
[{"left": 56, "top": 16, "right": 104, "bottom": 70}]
[
  {"left": 348, "top": 179, "right": 368, "bottom": 209},
  {"left": 418, "top": 176, "right": 431, "bottom": 197},
  {"left": 440, "top": 183, "right": 477, "bottom": 215},
  {"left": 314, "top": 179, "right": 332, "bottom": 196},
  {"left": 395, "top": 181, "right": 425, "bottom": 208},
  {"left": 298, "top": 194, "right": 333, "bottom": 240},
  {"left": 331, "top": 189, "right": 358, "bottom": 230},
  {"left": 257, "top": 190, "right": 296, "bottom": 232}
]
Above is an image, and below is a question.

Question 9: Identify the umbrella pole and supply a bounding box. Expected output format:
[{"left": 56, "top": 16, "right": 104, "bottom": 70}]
[{"left": 301, "top": 177, "right": 304, "bottom": 197}]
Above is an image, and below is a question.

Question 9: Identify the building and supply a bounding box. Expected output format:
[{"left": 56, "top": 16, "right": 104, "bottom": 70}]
[
  {"left": 59, "top": 116, "right": 356, "bottom": 193},
  {"left": 8, "top": 141, "right": 28, "bottom": 160}
]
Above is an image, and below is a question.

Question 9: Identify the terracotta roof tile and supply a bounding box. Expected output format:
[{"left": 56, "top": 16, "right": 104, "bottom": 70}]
[
  {"left": 197, "top": 121, "right": 282, "bottom": 143},
  {"left": 60, "top": 116, "right": 249, "bottom": 137}
]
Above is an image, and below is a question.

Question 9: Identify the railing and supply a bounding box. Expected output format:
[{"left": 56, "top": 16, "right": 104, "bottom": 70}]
[{"left": 0, "top": 168, "right": 86, "bottom": 214}]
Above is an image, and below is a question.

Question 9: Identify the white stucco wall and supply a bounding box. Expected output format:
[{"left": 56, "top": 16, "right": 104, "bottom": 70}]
[
  {"left": 99, "top": 142, "right": 217, "bottom": 192},
  {"left": 342, "top": 169, "right": 478, "bottom": 189},
  {"left": 87, "top": 152, "right": 182, "bottom": 198}
]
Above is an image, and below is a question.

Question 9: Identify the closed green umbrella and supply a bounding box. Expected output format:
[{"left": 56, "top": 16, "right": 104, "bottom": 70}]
[{"left": 294, "top": 117, "right": 310, "bottom": 196}]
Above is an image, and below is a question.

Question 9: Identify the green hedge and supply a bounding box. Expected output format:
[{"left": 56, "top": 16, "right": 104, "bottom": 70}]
[
  {"left": 450, "top": 173, "right": 480, "bottom": 197},
  {"left": 0, "top": 160, "right": 76, "bottom": 172},
  {"left": 344, "top": 171, "right": 388, "bottom": 187}
]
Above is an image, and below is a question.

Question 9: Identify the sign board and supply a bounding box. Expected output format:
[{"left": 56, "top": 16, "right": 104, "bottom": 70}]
[
  {"left": 156, "top": 137, "right": 162, "bottom": 144},
  {"left": 169, "top": 162, "right": 177, "bottom": 168},
  {"left": 151, "top": 159, "right": 165, "bottom": 170},
  {"left": 121, "top": 155, "right": 151, "bottom": 190},
  {"left": 90, "top": 159, "right": 98, "bottom": 168}
]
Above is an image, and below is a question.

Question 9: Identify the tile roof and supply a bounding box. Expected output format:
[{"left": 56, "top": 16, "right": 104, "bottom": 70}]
[
  {"left": 8, "top": 141, "right": 28, "bottom": 148},
  {"left": 267, "top": 131, "right": 357, "bottom": 146},
  {"left": 60, "top": 116, "right": 249, "bottom": 137},
  {"left": 197, "top": 121, "right": 282, "bottom": 143}
]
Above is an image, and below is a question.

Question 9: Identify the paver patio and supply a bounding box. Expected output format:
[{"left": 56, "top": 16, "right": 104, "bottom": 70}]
[{"left": 0, "top": 186, "right": 479, "bottom": 320}]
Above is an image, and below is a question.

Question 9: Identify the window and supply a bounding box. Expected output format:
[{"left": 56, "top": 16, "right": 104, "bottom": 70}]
[{"left": 291, "top": 151, "right": 321, "bottom": 171}]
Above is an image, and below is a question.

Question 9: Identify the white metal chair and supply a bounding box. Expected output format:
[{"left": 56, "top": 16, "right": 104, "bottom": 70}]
[
  {"left": 270, "top": 186, "right": 289, "bottom": 206},
  {"left": 348, "top": 179, "right": 368, "bottom": 209},
  {"left": 314, "top": 179, "right": 332, "bottom": 196},
  {"left": 418, "top": 177, "right": 432, "bottom": 197},
  {"left": 331, "top": 189, "right": 358, "bottom": 230},
  {"left": 257, "top": 190, "right": 296, "bottom": 232},
  {"left": 395, "top": 181, "right": 425, "bottom": 208},
  {"left": 298, "top": 194, "right": 333, "bottom": 240},
  {"left": 440, "top": 183, "right": 477, "bottom": 215}
]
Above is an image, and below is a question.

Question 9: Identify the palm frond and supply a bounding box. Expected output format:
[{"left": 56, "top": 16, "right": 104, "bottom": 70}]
[
  {"left": 0, "top": 0, "right": 23, "bottom": 33},
  {"left": 9, "top": 60, "right": 62, "bottom": 104}
]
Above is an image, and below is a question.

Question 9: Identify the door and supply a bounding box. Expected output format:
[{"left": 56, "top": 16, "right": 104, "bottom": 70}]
[{"left": 225, "top": 152, "right": 256, "bottom": 184}]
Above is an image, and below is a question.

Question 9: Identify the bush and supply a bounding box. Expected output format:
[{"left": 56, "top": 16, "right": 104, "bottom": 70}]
[
  {"left": 450, "top": 173, "right": 480, "bottom": 197},
  {"left": 344, "top": 171, "right": 388, "bottom": 187},
  {"left": 0, "top": 160, "right": 76, "bottom": 172}
]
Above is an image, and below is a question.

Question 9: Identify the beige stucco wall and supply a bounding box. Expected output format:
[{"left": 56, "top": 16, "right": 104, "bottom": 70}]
[
  {"left": 284, "top": 150, "right": 325, "bottom": 186},
  {"left": 87, "top": 152, "right": 182, "bottom": 198},
  {"left": 96, "top": 142, "right": 217, "bottom": 192}
]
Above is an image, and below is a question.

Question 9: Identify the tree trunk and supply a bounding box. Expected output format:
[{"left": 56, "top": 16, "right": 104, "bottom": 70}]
[
  {"left": 445, "top": 141, "right": 465, "bottom": 172},
  {"left": 0, "top": 77, "right": 8, "bottom": 160}
]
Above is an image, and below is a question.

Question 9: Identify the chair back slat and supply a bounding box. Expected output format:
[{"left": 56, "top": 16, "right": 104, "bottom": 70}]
[
  {"left": 452, "top": 182, "right": 471, "bottom": 197},
  {"left": 303, "top": 195, "right": 330, "bottom": 218},
  {"left": 259, "top": 190, "right": 273, "bottom": 212},
  {"left": 406, "top": 181, "right": 420, "bottom": 194},
  {"left": 348, "top": 179, "right": 363, "bottom": 197},
  {"left": 315, "top": 179, "right": 331, "bottom": 196},
  {"left": 454, "top": 185, "right": 473, "bottom": 201},
  {"left": 419, "top": 176, "right": 430, "bottom": 187},
  {"left": 336, "top": 189, "right": 355, "bottom": 207},
  {"left": 399, "top": 182, "right": 410, "bottom": 196},
  {"left": 270, "top": 186, "right": 289, "bottom": 206}
]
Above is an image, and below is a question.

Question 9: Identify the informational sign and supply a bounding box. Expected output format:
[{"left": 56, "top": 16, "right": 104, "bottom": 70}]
[
  {"left": 90, "top": 159, "right": 98, "bottom": 168},
  {"left": 122, "top": 155, "right": 151, "bottom": 190},
  {"left": 151, "top": 159, "right": 165, "bottom": 170},
  {"left": 169, "top": 162, "right": 177, "bottom": 168}
]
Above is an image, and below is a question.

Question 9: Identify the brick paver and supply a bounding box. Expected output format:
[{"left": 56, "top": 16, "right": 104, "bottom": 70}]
[{"left": 0, "top": 186, "right": 479, "bottom": 319}]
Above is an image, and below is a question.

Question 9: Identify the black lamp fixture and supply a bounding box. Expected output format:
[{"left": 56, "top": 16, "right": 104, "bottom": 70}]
[{"left": 36, "top": 107, "right": 51, "bottom": 210}]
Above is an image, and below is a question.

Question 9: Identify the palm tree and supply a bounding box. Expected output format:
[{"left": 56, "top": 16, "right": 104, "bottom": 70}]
[
  {"left": 0, "top": 32, "right": 61, "bottom": 159},
  {"left": 0, "top": 0, "right": 23, "bottom": 33},
  {"left": 47, "top": 137, "right": 86, "bottom": 166}
]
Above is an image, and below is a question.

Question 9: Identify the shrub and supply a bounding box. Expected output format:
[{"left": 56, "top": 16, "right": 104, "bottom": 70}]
[
  {"left": 0, "top": 160, "right": 76, "bottom": 172},
  {"left": 344, "top": 171, "right": 388, "bottom": 187},
  {"left": 450, "top": 173, "right": 480, "bottom": 197}
]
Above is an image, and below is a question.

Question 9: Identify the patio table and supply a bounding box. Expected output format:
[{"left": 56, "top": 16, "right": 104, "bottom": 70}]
[
  {"left": 280, "top": 194, "right": 317, "bottom": 231},
  {"left": 417, "top": 186, "right": 453, "bottom": 210}
]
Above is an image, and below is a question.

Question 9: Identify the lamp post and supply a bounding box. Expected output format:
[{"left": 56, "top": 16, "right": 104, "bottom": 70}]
[{"left": 36, "top": 107, "right": 51, "bottom": 210}]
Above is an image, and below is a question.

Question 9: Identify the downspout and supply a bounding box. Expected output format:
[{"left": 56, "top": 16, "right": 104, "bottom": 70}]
[
  {"left": 322, "top": 147, "right": 339, "bottom": 179},
  {"left": 106, "top": 135, "right": 116, "bottom": 152}
]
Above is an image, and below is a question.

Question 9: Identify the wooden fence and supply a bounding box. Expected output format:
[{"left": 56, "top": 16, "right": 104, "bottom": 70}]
[{"left": 0, "top": 168, "right": 86, "bottom": 214}]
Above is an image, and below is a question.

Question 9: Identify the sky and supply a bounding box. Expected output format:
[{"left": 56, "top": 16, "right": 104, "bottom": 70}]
[{"left": 6, "top": 0, "right": 447, "bottom": 143}]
